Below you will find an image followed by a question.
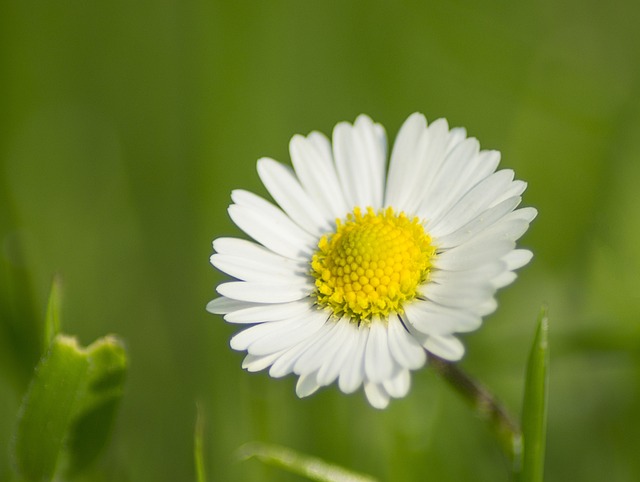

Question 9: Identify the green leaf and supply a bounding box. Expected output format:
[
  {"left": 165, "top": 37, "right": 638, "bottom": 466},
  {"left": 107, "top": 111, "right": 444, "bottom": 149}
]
[
  {"left": 12, "top": 334, "right": 127, "bottom": 481},
  {"left": 520, "top": 308, "right": 550, "bottom": 482},
  {"left": 238, "top": 442, "right": 379, "bottom": 482},
  {"left": 13, "top": 335, "right": 90, "bottom": 481},
  {"left": 44, "top": 274, "right": 63, "bottom": 348},
  {"left": 65, "top": 335, "right": 128, "bottom": 477},
  {"left": 194, "top": 402, "right": 207, "bottom": 482}
]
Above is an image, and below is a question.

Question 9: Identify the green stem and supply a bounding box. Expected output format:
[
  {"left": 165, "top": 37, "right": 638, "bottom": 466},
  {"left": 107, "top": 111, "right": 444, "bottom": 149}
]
[{"left": 428, "top": 353, "right": 523, "bottom": 473}]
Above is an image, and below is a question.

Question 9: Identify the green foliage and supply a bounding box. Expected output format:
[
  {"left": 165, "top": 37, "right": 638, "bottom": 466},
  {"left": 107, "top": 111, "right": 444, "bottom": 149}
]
[
  {"left": 12, "top": 335, "right": 127, "bottom": 481},
  {"left": 238, "top": 442, "right": 379, "bottom": 482},
  {"left": 519, "top": 309, "right": 550, "bottom": 482},
  {"left": 44, "top": 274, "right": 63, "bottom": 347},
  {"left": 13, "top": 336, "right": 89, "bottom": 481},
  {"left": 65, "top": 336, "right": 127, "bottom": 477},
  {"left": 194, "top": 402, "right": 207, "bottom": 482}
]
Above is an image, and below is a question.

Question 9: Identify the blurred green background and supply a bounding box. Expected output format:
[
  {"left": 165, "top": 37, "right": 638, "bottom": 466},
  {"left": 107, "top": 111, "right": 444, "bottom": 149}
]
[{"left": 1, "top": 0, "right": 639, "bottom": 480}]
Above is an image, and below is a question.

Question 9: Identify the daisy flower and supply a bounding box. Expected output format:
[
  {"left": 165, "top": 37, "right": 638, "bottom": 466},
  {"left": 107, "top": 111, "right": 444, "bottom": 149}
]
[{"left": 207, "top": 113, "right": 536, "bottom": 409}]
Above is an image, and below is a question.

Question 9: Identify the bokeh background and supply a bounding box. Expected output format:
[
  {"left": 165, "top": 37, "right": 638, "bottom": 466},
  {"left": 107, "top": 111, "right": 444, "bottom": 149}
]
[{"left": 1, "top": 1, "right": 640, "bottom": 481}]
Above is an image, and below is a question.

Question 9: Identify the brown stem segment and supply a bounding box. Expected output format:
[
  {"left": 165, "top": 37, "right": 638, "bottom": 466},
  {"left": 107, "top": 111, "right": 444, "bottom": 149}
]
[{"left": 428, "top": 352, "right": 523, "bottom": 471}]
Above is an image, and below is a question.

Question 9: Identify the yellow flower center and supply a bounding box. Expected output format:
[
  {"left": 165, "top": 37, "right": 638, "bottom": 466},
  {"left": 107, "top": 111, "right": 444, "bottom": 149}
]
[{"left": 311, "top": 206, "right": 436, "bottom": 324}]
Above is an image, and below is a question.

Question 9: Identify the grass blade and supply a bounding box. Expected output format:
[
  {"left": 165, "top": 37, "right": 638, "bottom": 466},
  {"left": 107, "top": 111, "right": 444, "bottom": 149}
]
[
  {"left": 520, "top": 308, "right": 550, "bottom": 482},
  {"left": 194, "top": 402, "right": 207, "bottom": 482},
  {"left": 238, "top": 442, "right": 379, "bottom": 482}
]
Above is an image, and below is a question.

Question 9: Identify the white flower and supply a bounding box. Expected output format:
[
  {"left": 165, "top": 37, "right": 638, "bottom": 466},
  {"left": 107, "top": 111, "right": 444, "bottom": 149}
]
[{"left": 207, "top": 113, "right": 536, "bottom": 409}]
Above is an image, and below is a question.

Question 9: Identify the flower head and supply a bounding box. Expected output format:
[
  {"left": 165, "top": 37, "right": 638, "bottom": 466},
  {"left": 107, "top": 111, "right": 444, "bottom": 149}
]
[{"left": 207, "top": 113, "right": 536, "bottom": 409}]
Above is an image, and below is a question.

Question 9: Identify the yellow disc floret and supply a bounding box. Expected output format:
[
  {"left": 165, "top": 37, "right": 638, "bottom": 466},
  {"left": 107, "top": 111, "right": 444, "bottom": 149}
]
[{"left": 311, "top": 206, "right": 436, "bottom": 324}]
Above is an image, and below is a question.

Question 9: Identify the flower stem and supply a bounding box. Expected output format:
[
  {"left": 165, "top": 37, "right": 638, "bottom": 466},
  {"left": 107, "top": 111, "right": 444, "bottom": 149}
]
[{"left": 427, "top": 353, "right": 523, "bottom": 473}]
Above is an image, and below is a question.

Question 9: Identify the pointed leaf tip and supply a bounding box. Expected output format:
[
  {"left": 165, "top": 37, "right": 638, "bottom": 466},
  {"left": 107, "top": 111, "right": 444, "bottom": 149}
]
[
  {"left": 519, "top": 307, "right": 550, "bottom": 482},
  {"left": 44, "top": 274, "right": 64, "bottom": 348}
]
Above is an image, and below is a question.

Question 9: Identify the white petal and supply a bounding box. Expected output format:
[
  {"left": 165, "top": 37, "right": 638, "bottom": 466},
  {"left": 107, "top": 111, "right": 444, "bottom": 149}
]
[
  {"left": 332, "top": 123, "right": 360, "bottom": 209},
  {"left": 338, "top": 326, "right": 369, "bottom": 394},
  {"left": 268, "top": 343, "right": 311, "bottom": 378},
  {"left": 229, "top": 190, "right": 316, "bottom": 259},
  {"left": 364, "top": 319, "right": 395, "bottom": 384},
  {"left": 356, "top": 115, "right": 387, "bottom": 209},
  {"left": 206, "top": 296, "right": 256, "bottom": 315},
  {"left": 333, "top": 115, "right": 386, "bottom": 209},
  {"left": 385, "top": 113, "right": 427, "bottom": 209},
  {"left": 296, "top": 372, "right": 321, "bottom": 398},
  {"left": 419, "top": 119, "right": 453, "bottom": 177},
  {"left": 509, "top": 206, "right": 538, "bottom": 223},
  {"left": 213, "top": 237, "right": 307, "bottom": 271},
  {"left": 211, "top": 253, "right": 308, "bottom": 284},
  {"left": 405, "top": 300, "right": 463, "bottom": 335},
  {"left": 435, "top": 196, "right": 521, "bottom": 248},
  {"left": 450, "top": 211, "right": 532, "bottom": 250},
  {"left": 307, "top": 131, "right": 332, "bottom": 159},
  {"left": 490, "top": 180, "right": 527, "bottom": 206},
  {"left": 427, "top": 146, "right": 485, "bottom": 221},
  {"left": 268, "top": 318, "right": 332, "bottom": 378},
  {"left": 293, "top": 318, "right": 350, "bottom": 376},
  {"left": 316, "top": 321, "right": 358, "bottom": 386},
  {"left": 230, "top": 309, "right": 325, "bottom": 353},
  {"left": 471, "top": 298, "right": 498, "bottom": 316},
  {"left": 421, "top": 281, "right": 495, "bottom": 309},
  {"left": 395, "top": 118, "right": 452, "bottom": 214},
  {"left": 426, "top": 170, "right": 515, "bottom": 237},
  {"left": 467, "top": 149, "right": 502, "bottom": 185},
  {"left": 383, "top": 368, "right": 411, "bottom": 398},
  {"left": 491, "top": 271, "right": 517, "bottom": 288},
  {"left": 290, "top": 133, "right": 348, "bottom": 219},
  {"left": 436, "top": 146, "right": 499, "bottom": 212},
  {"left": 419, "top": 138, "right": 481, "bottom": 222},
  {"left": 242, "top": 351, "right": 283, "bottom": 372},
  {"left": 502, "top": 249, "right": 534, "bottom": 270},
  {"left": 224, "top": 300, "right": 312, "bottom": 324},
  {"left": 430, "top": 260, "right": 506, "bottom": 284},
  {"left": 247, "top": 311, "right": 328, "bottom": 356},
  {"left": 369, "top": 119, "right": 388, "bottom": 207},
  {"left": 257, "top": 157, "right": 331, "bottom": 236},
  {"left": 364, "top": 382, "right": 390, "bottom": 409},
  {"left": 230, "top": 318, "right": 294, "bottom": 352},
  {"left": 424, "top": 335, "right": 465, "bottom": 361},
  {"left": 434, "top": 239, "right": 515, "bottom": 271},
  {"left": 387, "top": 314, "right": 427, "bottom": 369},
  {"left": 217, "top": 281, "right": 312, "bottom": 303},
  {"left": 474, "top": 217, "right": 533, "bottom": 244},
  {"left": 444, "top": 127, "right": 468, "bottom": 153},
  {"left": 404, "top": 300, "right": 481, "bottom": 334}
]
